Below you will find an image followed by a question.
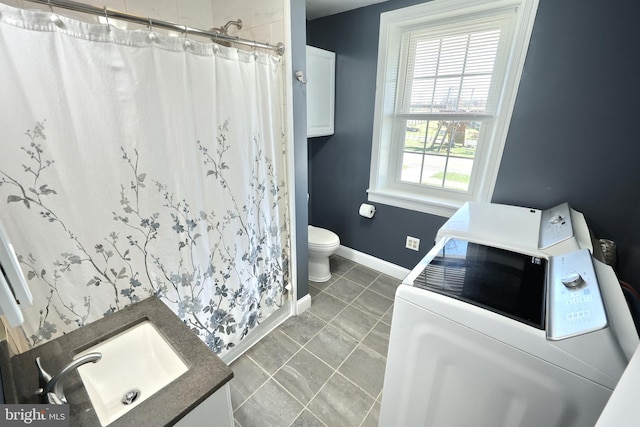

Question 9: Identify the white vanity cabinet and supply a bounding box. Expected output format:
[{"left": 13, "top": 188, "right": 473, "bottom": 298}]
[
  {"left": 306, "top": 45, "right": 335, "bottom": 137},
  {"left": 175, "top": 383, "right": 234, "bottom": 427}
]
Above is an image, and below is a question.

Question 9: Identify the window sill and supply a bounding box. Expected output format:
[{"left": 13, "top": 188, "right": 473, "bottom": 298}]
[{"left": 366, "top": 188, "right": 463, "bottom": 218}]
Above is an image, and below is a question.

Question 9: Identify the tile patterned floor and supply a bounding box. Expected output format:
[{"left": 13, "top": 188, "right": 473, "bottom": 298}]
[{"left": 230, "top": 256, "right": 399, "bottom": 427}]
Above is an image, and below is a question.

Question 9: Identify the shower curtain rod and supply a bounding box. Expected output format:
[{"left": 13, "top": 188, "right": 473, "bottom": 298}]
[{"left": 23, "top": 0, "right": 286, "bottom": 55}]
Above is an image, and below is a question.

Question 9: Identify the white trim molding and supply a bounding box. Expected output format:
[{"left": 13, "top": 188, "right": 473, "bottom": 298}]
[
  {"left": 296, "top": 294, "right": 312, "bottom": 314},
  {"left": 335, "top": 245, "right": 410, "bottom": 280}
]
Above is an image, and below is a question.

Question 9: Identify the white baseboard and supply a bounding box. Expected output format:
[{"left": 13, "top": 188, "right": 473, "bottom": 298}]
[
  {"left": 335, "top": 246, "right": 410, "bottom": 280},
  {"left": 296, "top": 294, "right": 311, "bottom": 314}
]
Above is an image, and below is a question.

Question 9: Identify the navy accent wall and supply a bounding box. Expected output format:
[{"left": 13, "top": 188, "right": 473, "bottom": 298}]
[
  {"left": 307, "top": 0, "right": 446, "bottom": 271},
  {"left": 291, "top": 0, "right": 309, "bottom": 299},
  {"left": 307, "top": 0, "right": 640, "bottom": 284}
]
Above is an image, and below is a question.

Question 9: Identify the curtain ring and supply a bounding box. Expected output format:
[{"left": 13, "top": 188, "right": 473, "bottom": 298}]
[
  {"left": 147, "top": 18, "right": 158, "bottom": 42},
  {"left": 183, "top": 25, "right": 192, "bottom": 49},
  {"left": 103, "top": 6, "right": 110, "bottom": 27},
  {"left": 47, "top": 0, "right": 63, "bottom": 26}
]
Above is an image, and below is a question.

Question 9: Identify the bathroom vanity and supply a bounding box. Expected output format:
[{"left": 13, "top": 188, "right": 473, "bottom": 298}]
[{"left": 0, "top": 297, "right": 234, "bottom": 426}]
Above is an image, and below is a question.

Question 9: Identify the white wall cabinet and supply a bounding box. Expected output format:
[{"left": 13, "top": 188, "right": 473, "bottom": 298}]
[{"left": 306, "top": 46, "right": 335, "bottom": 138}]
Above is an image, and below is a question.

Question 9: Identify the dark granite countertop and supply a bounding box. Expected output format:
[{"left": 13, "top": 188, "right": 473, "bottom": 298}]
[{"left": 1, "top": 297, "right": 233, "bottom": 426}]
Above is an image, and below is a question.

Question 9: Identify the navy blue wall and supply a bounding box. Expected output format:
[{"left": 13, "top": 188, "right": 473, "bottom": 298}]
[
  {"left": 307, "top": 0, "right": 640, "bottom": 284},
  {"left": 291, "top": 0, "right": 309, "bottom": 299}
]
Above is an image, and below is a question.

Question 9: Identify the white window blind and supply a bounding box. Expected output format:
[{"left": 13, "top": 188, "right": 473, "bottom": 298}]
[{"left": 400, "top": 21, "right": 511, "bottom": 116}]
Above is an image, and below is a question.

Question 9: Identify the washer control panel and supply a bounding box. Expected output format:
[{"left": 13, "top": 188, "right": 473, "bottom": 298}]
[
  {"left": 547, "top": 248, "right": 607, "bottom": 340},
  {"left": 539, "top": 202, "right": 574, "bottom": 249}
]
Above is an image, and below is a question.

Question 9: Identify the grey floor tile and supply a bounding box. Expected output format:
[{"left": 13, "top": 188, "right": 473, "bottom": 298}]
[
  {"left": 329, "top": 255, "right": 356, "bottom": 276},
  {"left": 292, "top": 410, "right": 326, "bottom": 426},
  {"left": 361, "top": 401, "right": 381, "bottom": 427},
  {"left": 368, "top": 274, "right": 400, "bottom": 300},
  {"left": 246, "top": 330, "right": 300, "bottom": 375},
  {"left": 351, "top": 289, "right": 394, "bottom": 319},
  {"left": 229, "top": 356, "right": 269, "bottom": 409},
  {"left": 233, "top": 259, "right": 392, "bottom": 427},
  {"left": 309, "top": 275, "right": 336, "bottom": 291},
  {"left": 381, "top": 304, "right": 394, "bottom": 325},
  {"left": 234, "top": 379, "right": 303, "bottom": 427},
  {"left": 307, "top": 292, "right": 347, "bottom": 322},
  {"left": 279, "top": 311, "right": 326, "bottom": 345},
  {"left": 308, "top": 373, "right": 374, "bottom": 427},
  {"left": 338, "top": 344, "right": 386, "bottom": 398},
  {"left": 305, "top": 324, "right": 358, "bottom": 369},
  {"left": 344, "top": 264, "right": 381, "bottom": 287},
  {"left": 324, "top": 277, "right": 366, "bottom": 304},
  {"left": 273, "top": 348, "right": 334, "bottom": 405},
  {"left": 362, "top": 321, "right": 391, "bottom": 357},
  {"left": 330, "top": 305, "right": 378, "bottom": 341},
  {"left": 308, "top": 283, "right": 322, "bottom": 299}
]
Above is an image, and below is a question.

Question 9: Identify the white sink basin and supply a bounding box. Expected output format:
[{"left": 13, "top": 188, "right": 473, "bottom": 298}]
[{"left": 75, "top": 321, "right": 188, "bottom": 426}]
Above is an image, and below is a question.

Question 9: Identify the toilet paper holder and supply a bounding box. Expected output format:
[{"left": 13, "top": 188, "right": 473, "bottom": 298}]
[{"left": 359, "top": 203, "right": 376, "bottom": 219}]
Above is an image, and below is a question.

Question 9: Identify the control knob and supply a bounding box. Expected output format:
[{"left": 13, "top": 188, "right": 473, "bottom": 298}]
[
  {"left": 561, "top": 273, "right": 584, "bottom": 289},
  {"left": 549, "top": 215, "right": 564, "bottom": 225}
]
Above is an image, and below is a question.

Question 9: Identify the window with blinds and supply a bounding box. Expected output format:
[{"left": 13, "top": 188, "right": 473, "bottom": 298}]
[
  {"left": 395, "top": 13, "right": 515, "bottom": 192},
  {"left": 368, "top": 0, "right": 538, "bottom": 217}
]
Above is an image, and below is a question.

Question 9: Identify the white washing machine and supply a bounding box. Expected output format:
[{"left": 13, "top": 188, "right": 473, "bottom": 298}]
[{"left": 379, "top": 202, "right": 638, "bottom": 427}]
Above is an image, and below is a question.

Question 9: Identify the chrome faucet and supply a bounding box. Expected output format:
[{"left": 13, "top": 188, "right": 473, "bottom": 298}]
[{"left": 36, "top": 353, "right": 102, "bottom": 404}]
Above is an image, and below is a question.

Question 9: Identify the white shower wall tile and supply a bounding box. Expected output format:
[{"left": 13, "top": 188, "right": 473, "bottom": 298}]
[
  {"left": 56, "top": 0, "right": 129, "bottom": 31},
  {"left": 270, "top": 22, "right": 285, "bottom": 45},
  {"left": 124, "top": 0, "right": 180, "bottom": 23},
  {"left": 252, "top": 0, "right": 284, "bottom": 28},
  {"left": 210, "top": 3, "right": 248, "bottom": 29},
  {"left": 177, "top": 0, "right": 214, "bottom": 30},
  {"left": 240, "top": 24, "right": 272, "bottom": 46},
  {"left": 85, "top": 0, "right": 128, "bottom": 11},
  {"left": 1, "top": 0, "right": 22, "bottom": 8}
]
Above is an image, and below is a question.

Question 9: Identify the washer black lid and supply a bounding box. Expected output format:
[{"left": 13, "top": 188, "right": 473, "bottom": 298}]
[{"left": 413, "top": 238, "right": 546, "bottom": 329}]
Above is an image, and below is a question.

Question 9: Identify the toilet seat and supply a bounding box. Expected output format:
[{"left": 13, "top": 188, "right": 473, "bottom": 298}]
[{"left": 308, "top": 225, "right": 340, "bottom": 250}]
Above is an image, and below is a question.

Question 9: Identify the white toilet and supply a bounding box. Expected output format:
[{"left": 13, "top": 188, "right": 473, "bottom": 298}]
[{"left": 308, "top": 225, "right": 340, "bottom": 282}]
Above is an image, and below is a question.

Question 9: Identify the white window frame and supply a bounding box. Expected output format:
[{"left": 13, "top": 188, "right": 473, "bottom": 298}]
[{"left": 368, "top": 0, "right": 539, "bottom": 217}]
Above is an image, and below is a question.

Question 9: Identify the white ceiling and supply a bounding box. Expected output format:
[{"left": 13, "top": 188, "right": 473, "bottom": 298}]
[{"left": 306, "top": 0, "right": 389, "bottom": 20}]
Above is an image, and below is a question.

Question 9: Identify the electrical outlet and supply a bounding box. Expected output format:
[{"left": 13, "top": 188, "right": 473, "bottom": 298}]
[{"left": 406, "top": 236, "right": 420, "bottom": 251}]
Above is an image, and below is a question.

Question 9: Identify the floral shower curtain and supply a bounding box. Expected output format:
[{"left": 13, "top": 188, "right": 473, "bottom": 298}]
[{"left": 0, "top": 3, "right": 289, "bottom": 357}]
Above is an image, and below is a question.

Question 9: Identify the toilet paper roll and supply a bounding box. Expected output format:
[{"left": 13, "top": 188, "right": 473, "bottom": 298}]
[{"left": 359, "top": 203, "right": 376, "bottom": 218}]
